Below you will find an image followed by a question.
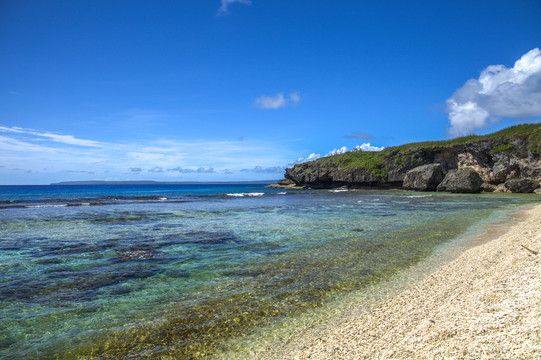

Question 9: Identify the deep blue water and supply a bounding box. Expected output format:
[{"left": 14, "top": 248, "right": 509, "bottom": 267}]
[
  {"left": 0, "top": 183, "right": 277, "bottom": 206},
  {"left": 0, "top": 184, "right": 537, "bottom": 359}
]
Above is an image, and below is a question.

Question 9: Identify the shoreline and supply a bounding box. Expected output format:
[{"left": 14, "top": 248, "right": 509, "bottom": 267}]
[
  {"left": 257, "top": 203, "right": 541, "bottom": 359},
  {"left": 215, "top": 202, "right": 541, "bottom": 359}
]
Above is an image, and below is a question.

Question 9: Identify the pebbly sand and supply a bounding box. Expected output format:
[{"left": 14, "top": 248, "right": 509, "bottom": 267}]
[{"left": 253, "top": 203, "right": 541, "bottom": 360}]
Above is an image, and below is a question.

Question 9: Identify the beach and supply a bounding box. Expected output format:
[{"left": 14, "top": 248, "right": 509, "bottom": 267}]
[
  {"left": 1, "top": 185, "right": 539, "bottom": 359},
  {"left": 257, "top": 204, "right": 541, "bottom": 359}
]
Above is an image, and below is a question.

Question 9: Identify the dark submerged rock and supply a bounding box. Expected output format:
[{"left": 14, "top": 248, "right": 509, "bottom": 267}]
[
  {"left": 403, "top": 164, "right": 445, "bottom": 191},
  {"left": 163, "top": 269, "right": 191, "bottom": 278},
  {"left": 0, "top": 265, "right": 162, "bottom": 303},
  {"left": 180, "top": 231, "right": 239, "bottom": 245}
]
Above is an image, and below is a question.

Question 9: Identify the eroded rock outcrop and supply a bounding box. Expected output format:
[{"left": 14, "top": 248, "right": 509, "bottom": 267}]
[
  {"left": 437, "top": 168, "right": 484, "bottom": 193},
  {"left": 504, "top": 178, "right": 541, "bottom": 193},
  {"left": 275, "top": 124, "right": 541, "bottom": 193},
  {"left": 403, "top": 164, "right": 445, "bottom": 191}
]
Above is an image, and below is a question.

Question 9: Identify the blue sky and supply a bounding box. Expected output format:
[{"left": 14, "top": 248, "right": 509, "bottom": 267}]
[{"left": 1, "top": 0, "right": 540, "bottom": 184}]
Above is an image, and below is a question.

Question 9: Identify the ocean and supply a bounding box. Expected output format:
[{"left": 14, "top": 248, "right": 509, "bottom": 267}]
[{"left": 0, "top": 183, "right": 537, "bottom": 359}]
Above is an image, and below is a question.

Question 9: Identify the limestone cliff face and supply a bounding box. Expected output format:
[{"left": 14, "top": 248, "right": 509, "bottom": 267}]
[{"left": 282, "top": 126, "right": 541, "bottom": 189}]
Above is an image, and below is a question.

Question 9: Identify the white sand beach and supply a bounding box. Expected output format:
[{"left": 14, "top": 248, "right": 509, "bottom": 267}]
[{"left": 259, "top": 204, "right": 541, "bottom": 359}]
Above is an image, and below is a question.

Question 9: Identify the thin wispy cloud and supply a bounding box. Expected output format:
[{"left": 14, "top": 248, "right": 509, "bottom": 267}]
[
  {"left": 446, "top": 47, "right": 541, "bottom": 137},
  {"left": 148, "top": 166, "right": 164, "bottom": 173},
  {"left": 11, "top": 168, "right": 33, "bottom": 173},
  {"left": 63, "top": 170, "right": 95, "bottom": 175},
  {"left": 241, "top": 166, "right": 285, "bottom": 173},
  {"left": 254, "top": 92, "right": 302, "bottom": 109},
  {"left": 127, "top": 152, "right": 171, "bottom": 163},
  {"left": 40, "top": 132, "right": 103, "bottom": 148},
  {"left": 0, "top": 125, "right": 296, "bottom": 181},
  {"left": 343, "top": 132, "right": 374, "bottom": 140},
  {"left": 289, "top": 92, "right": 301, "bottom": 104},
  {"left": 0, "top": 134, "right": 64, "bottom": 154},
  {"left": 1, "top": 125, "right": 385, "bottom": 180},
  {"left": 110, "top": 109, "right": 168, "bottom": 122},
  {"left": 217, "top": 0, "right": 251, "bottom": 16},
  {"left": 0, "top": 126, "right": 103, "bottom": 147},
  {"left": 167, "top": 167, "right": 217, "bottom": 174},
  {"left": 0, "top": 132, "right": 109, "bottom": 181}
]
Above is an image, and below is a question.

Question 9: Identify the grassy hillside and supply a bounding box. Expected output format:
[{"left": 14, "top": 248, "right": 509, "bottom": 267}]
[
  {"left": 389, "top": 123, "right": 541, "bottom": 152},
  {"left": 311, "top": 123, "right": 541, "bottom": 179}
]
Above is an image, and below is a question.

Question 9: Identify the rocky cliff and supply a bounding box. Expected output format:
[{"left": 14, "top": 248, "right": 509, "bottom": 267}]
[{"left": 275, "top": 124, "right": 541, "bottom": 193}]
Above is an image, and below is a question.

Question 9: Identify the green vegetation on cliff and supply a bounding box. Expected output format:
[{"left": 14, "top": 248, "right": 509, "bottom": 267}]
[
  {"left": 315, "top": 149, "right": 389, "bottom": 178},
  {"left": 310, "top": 124, "right": 541, "bottom": 179},
  {"left": 489, "top": 143, "right": 513, "bottom": 155},
  {"left": 392, "top": 123, "right": 541, "bottom": 151}
]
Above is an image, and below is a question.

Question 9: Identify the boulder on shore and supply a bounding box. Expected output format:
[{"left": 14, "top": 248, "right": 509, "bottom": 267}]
[
  {"left": 437, "top": 168, "right": 484, "bottom": 193},
  {"left": 437, "top": 169, "right": 455, "bottom": 192},
  {"left": 504, "top": 178, "right": 541, "bottom": 193},
  {"left": 403, "top": 164, "right": 445, "bottom": 191}
]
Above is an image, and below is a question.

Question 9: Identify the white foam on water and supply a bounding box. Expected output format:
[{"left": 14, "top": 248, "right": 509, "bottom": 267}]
[
  {"left": 25, "top": 204, "right": 68, "bottom": 208},
  {"left": 226, "top": 193, "right": 265, "bottom": 197}
]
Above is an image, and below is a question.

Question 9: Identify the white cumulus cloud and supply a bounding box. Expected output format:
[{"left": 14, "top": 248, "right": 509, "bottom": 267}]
[
  {"left": 353, "top": 143, "right": 385, "bottom": 151},
  {"left": 288, "top": 143, "right": 384, "bottom": 167},
  {"left": 325, "top": 143, "right": 384, "bottom": 156},
  {"left": 289, "top": 153, "right": 321, "bottom": 166},
  {"left": 326, "top": 146, "right": 348, "bottom": 156},
  {"left": 446, "top": 48, "right": 541, "bottom": 137},
  {"left": 254, "top": 92, "right": 302, "bottom": 109}
]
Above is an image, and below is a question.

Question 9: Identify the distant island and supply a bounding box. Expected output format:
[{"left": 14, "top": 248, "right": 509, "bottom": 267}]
[
  {"left": 271, "top": 123, "right": 541, "bottom": 194},
  {"left": 51, "top": 180, "right": 277, "bottom": 186}
]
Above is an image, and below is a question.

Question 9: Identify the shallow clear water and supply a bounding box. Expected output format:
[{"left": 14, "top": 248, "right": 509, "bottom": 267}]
[{"left": 0, "top": 184, "right": 537, "bottom": 359}]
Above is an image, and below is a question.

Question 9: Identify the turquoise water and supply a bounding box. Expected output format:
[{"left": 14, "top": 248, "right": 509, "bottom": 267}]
[{"left": 0, "top": 184, "right": 537, "bottom": 359}]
